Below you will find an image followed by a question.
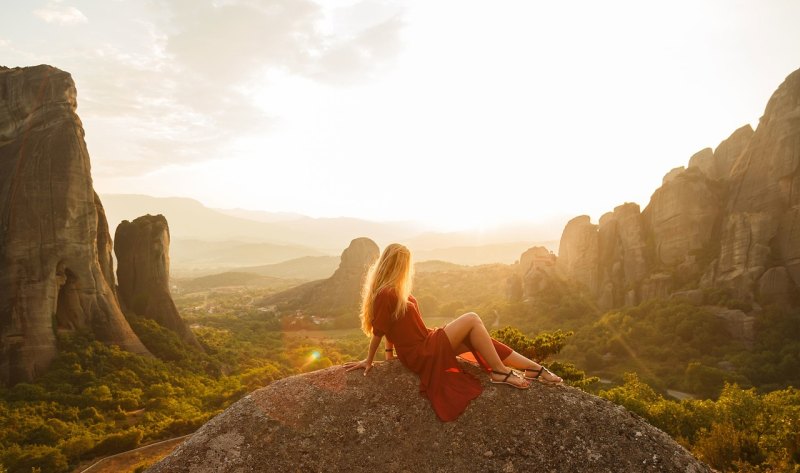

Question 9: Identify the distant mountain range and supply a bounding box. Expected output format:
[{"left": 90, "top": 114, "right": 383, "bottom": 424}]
[{"left": 101, "top": 193, "right": 562, "bottom": 272}]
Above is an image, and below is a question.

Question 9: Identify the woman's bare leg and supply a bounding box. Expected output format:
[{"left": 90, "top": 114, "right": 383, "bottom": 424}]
[
  {"left": 443, "top": 313, "right": 529, "bottom": 387},
  {"left": 502, "top": 351, "right": 563, "bottom": 384}
]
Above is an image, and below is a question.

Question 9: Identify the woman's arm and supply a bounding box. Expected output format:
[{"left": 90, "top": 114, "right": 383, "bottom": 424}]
[
  {"left": 385, "top": 340, "right": 395, "bottom": 360},
  {"left": 344, "top": 334, "right": 383, "bottom": 376}
]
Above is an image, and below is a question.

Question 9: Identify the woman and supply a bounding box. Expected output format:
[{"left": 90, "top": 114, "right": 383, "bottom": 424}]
[{"left": 345, "top": 243, "right": 562, "bottom": 421}]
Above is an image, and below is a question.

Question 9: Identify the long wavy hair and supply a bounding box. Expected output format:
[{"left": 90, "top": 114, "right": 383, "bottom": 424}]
[{"left": 359, "top": 243, "right": 414, "bottom": 336}]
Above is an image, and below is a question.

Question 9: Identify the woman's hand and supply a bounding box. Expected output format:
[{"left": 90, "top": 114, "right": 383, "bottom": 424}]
[{"left": 344, "top": 359, "right": 374, "bottom": 376}]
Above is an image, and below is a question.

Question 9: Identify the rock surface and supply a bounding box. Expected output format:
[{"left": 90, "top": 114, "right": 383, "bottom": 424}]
[
  {"left": 148, "top": 361, "right": 711, "bottom": 473},
  {"left": 710, "top": 68, "right": 800, "bottom": 300},
  {"left": 643, "top": 167, "right": 722, "bottom": 268},
  {"left": 262, "top": 237, "right": 380, "bottom": 318},
  {"left": 551, "top": 66, "right": 800, "bottom": 311},
  {"left": 556, "top": 216, "right": 599, "bottom": 295},
  {"left": 115, "top": 214, "right": 201, "bottom": 349},
  {"left": 597, "top": 203, "right": 649, "bottom": 308},
  {"left": 517, "top": 246, "right": 556, "bottom": 299},
  {"left": 0, "top": 65, "right": 148, "bottom": 385}
]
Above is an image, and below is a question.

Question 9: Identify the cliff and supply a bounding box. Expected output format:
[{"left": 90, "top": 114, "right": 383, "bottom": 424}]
[
  {"left": 115, "top": 214, "right": 201, "bottom": 349},
  {"left": 0, "top": 65, "right": 148, "bottom": 385},
  {"left": 148, "top": 361, "right": 710, "bottom": 473},
  {"left": 554, "top": 66, "right": 800, "bottom": 313}
]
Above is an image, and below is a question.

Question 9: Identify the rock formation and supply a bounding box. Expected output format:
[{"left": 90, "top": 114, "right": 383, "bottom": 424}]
[
  {"left": 148, "top": 361, "right": 711, "bottom": 473},
  {"left": 555, "top": 215, "right": 599, "bottom": 294},
  {"left": 550, "top": 66, "right": 800, "bottom": 313},
  {"left": 711, "top": 68, "right": 800, "bottom": 301},
  {"left": 597, "top": 203, "right": 649, "bottom": 308},
  {"left": 643, "top": 167, "right": 723, "bottom": 269},
  {"left": 0, "top": 65, "right": 148, "bottom": 385},
  {"left": 262, "top": 237, "right": 380, "bottom": 319},
  {"left": 115, "top": 214, "right": 201, "bottom": 349},
  {"left": 516, "top": 246, "right": 556, "bottom": 300}
]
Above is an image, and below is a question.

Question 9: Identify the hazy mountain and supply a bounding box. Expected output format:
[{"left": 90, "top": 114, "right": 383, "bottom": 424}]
[
  {"left": 173, "top": 272, "right": 302, "bottom": 293},
  {"left": 170, "top": 239, "right": 328, "bottom": 271},
  {"left": 101, "top": 194, "right": 564, "bottom": 270},
  {"left": 101, "top": 194, "right": 425, "bottom": 250},
  {"left": 412, "top": 240, "right": 558, "bottom": 266},
  {"left": 214, "top": 208, "right": 306, "bottom": 223},
  {"left": 235, "top": 256, "right": 341, "bottom": 280}
]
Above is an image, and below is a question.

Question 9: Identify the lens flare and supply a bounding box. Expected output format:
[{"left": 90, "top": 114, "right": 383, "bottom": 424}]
[{"left": 311, "top": 351, "right": 321, "bottom": 360}]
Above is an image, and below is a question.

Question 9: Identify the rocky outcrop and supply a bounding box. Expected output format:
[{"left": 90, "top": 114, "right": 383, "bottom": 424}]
[
  {"left": 555, "top": 216, "right": 599, "bottom": 294},
  {"left": 688, "top": 125, "right": 754, "bottom": 181},
  {"left": 517, "top": 246, "right": 556, "bottom": 299},
  {"left": 552, "top": 66, "right": 800, "bottom": 311},
  {"left": 643, "top": 167, "right": 723, "bottom": 269},
  {"left": 597, "top": 203, "right": 649, "bottom": 308},
  {"left": 262, "top": 237, "right": 380, "bottom": 319},
  {"left": 0, "top": 65, "right": 148, "bottom": 385},
  {"left": 115, "top": 215, "right": 201, "bottom": 349},
  {"left": 148, "top": 361, "right": 711, "bottom": 473},
  {"left": 711, "top": 68, "right": 800, "bottom": 300}
]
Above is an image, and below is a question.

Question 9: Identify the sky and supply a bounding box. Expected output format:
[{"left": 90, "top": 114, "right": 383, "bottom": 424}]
[{"left": 2, "top": 0, "right": 800, "bottom": 233}]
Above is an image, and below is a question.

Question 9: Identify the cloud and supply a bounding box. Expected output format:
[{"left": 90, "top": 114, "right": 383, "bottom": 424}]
[
  {"left": 17, "top": 0, "right": 406, "bottom": 177},
  {"left": 33, "top": 2, "right": 88, "bottom": 25},
  {"left": 159, "top": 0, "right": 405, "bottom": 85}
]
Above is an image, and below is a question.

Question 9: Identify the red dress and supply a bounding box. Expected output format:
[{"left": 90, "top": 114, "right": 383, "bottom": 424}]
[{"left": 372, "top": 287, "right": 513, "bottom": 421}]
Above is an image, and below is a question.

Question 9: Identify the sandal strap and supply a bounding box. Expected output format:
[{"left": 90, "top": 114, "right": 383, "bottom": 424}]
[
  {"left": 526, "top": 366, "right": 545, "bottom": 379},
  {"left": 493, "top": 370, "right": 514, "bottom": 382}
]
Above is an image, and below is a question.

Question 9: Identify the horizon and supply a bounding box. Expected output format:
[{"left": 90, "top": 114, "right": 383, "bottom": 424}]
[{"left": 3, "top": 1, "right": 800, "bottom": 231}]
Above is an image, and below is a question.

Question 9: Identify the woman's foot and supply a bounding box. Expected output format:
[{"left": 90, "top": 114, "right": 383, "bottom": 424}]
[
  {"left": 522, "top": 365, "right": 563, "bottom": 385},
  {"left": 489, "top": 369, "right": 531, "bottom": 389}
]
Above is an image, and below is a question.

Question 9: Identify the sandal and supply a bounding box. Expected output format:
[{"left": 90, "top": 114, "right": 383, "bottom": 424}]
[
  {"left": 522, "top": 366, "right": 563, "bottom": 385},
  {"left": 489, "top": 370, "right": 530, "bottom": 390}
]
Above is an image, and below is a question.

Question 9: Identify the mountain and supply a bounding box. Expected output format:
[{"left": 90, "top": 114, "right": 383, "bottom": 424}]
[
  {"left": 148, "top": 362, "right": 711, "bottom": 473},
  {"left": 260, "top": 238, "right": 379, "bottom": 320},
  {"left": 213, "top": 207, "right": 305, "bottom": 223},
  {"left": 551, "top": 66, "right": 800, "bottom": 315},
  {"left": 101, "top": 194, "right": 424, "bottom": 251},
  {"left": 0, "top": 65, "right": 149, "bottom": 384},
  {"left": 412, "top": 240, "right": 557, "bottom": 266},
  {"left": 172, "top": 272, "right": 300, "bottom": 293},
  {"left": 234, "top": 255, "right": 340, "bottom": 280},
  {"left": 102, "top": 194, "right": 564, "bottom": 269},
  {"left": 168, "top": 239, "right": 329, "bottom": 275}
]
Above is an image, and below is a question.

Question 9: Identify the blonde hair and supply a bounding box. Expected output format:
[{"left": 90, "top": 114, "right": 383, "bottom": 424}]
[{"left": 359, "top": 243, "right": 414, "bottom": 336}]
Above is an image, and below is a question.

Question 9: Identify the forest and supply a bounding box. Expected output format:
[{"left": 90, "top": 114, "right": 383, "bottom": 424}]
[{"left": 1, "top": 263, "right": 798, "bottom": 472}]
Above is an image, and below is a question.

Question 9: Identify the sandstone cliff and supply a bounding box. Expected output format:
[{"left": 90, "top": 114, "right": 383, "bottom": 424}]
[
  {"left": 115, "top": 214, "right": 201, "bottom": 349},
  {"left": 552, "top": 66, "right": 800, "bottom": 313},
  {"left": 0, "top": 65, "right": 148, "bottom": 385},
  {"left": 148, "top": 361, "right": 710, "bottom": 473},
  {"left": 262, "top": 237, "right": 380, "bottom": 319}
]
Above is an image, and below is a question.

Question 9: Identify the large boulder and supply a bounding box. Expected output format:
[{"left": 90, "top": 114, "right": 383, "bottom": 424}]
[
  {"left": 115, "top": 214, "right": 201, "bottom": 349},
  {"left": 0, "top": 65, "right": 148, "bottom": 385},
  {"left": 148, "top": 362, "right": 711, "bottom": 473}
]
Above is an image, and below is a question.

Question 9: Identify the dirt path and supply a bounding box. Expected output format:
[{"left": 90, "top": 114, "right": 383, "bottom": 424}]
[{"left": 76, "top": 435, "right": 191, "bottom": 473}]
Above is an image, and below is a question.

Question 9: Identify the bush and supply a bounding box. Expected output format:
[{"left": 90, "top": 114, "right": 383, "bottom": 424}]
[
  {"left": 0, "top": 444, "right": 69, "bottom": 473},
  {"left": 89, "top": 429, "right": 143, "bottom": 457}
]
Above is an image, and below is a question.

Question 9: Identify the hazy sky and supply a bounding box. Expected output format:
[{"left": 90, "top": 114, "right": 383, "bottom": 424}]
[{"left": 2, "top": 1, "right": 799, "bottom": 232}]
